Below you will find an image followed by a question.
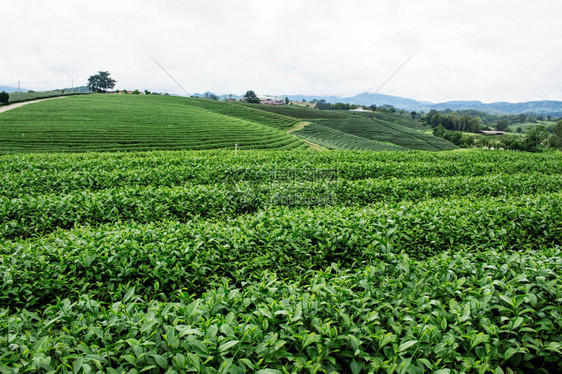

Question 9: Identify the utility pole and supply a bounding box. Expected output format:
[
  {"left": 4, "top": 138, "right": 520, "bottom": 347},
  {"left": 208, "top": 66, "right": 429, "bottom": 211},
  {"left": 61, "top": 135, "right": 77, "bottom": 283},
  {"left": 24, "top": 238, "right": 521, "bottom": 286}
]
[
  {"left": 72, "top": 79, "right": 74, "bottom": 93},
  {"left": 18, "top": 81, "right": 20, "bottom": 99}
]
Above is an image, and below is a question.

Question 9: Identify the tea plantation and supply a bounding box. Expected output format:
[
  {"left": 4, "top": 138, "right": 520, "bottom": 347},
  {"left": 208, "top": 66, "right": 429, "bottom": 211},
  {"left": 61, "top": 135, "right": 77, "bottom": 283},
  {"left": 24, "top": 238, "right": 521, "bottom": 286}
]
[
  {"left": 0, "top": 94, "right": 455, "bottom": 153},
  {"left": 0, "top": 149, "right": 561, "bottom": 373},
  {"left": 0, "top": 95, "right": 306, "bottom": 153}
]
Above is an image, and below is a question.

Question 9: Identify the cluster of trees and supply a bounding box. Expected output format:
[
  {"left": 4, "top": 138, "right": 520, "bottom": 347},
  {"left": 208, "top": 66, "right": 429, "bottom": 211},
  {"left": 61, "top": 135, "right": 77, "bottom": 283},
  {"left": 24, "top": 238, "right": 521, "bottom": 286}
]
[
  {"left": 315, "top": 100, "right": 382, "bottom": 111},
  {"left": 0, "top": 91, "right": 9, "bottom": 104},
  {"left": 498, "top": 125, "right": 556, "bottom": 152},
  {"left": 433, "top": 120, "right": 562, "bottom": 152},
  {"left": 435, "top": 109, "right": 560, "bottom": 129},
  {"left": 432, "top": 125, "right": 474, "bottom": 147},
  {"left": 423, "top": 110, "right": 482, "bottom": 133}
]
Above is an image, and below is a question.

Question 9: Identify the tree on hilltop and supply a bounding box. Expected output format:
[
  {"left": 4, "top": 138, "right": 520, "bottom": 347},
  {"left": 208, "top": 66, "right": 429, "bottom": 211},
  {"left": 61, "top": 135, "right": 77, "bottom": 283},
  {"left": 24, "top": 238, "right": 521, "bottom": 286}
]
[
  {"left": 87, "top": 71, "right": 116, "bottom": 92},
  {"left": 243, "top": 90, "right": 260, "bottom": 104}
]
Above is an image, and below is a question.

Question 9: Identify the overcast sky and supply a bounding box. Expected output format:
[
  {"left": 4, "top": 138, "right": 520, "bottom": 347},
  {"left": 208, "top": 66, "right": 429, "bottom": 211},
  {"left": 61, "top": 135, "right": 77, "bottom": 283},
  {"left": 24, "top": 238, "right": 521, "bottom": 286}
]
[{"left": 1, "top": 0, "right": 561, "bottom": 103}]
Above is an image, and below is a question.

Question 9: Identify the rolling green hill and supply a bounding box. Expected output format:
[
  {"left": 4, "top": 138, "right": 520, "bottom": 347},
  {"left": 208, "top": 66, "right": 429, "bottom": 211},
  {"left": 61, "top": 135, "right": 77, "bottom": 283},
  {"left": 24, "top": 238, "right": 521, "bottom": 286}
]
[
  {"left": 242, "top": 103, "right": 456, "bottom": 151},
  {"left": 507, "top": 120, "right": 556, "bottom": 134},
  {"left": 0, "top": 94, "right": 306, "bottom": 153},
  {"left": 0, "top": 94, "right": 456, "bottom": 153},
  {"left": 294, "top": 122, "right": 407, "bottom": 151},
  {"left": 313, "top": 117, "right": 457, "bottom": 151}
]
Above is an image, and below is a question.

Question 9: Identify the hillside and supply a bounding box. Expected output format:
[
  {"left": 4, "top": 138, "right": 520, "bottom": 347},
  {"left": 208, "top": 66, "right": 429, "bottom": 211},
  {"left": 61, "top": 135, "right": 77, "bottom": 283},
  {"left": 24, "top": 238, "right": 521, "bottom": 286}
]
[
  {"left": 243, "top": 103, "right": 456, "bottom": 151},
  {"left": 0, "top": 95, "right": 306, "bottom": 153},
  {"left": 0, "top": 94, "right": 456, "bottom": 153}
]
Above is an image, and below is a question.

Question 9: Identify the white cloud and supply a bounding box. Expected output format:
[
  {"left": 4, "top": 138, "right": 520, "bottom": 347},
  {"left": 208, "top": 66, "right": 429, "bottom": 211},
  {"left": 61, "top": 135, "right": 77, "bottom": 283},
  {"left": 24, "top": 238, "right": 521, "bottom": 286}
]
[{"left": 0, "top": 0, "right": 560, "bottom": 102}]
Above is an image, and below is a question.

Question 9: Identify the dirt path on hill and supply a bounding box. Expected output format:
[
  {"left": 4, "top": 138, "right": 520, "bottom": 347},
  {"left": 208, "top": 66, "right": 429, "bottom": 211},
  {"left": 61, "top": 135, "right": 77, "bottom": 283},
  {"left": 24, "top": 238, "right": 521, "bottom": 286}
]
[
  {"left": 287, "top": 121, "right": 311, "bottom": 133},
  {"left": 285, "top": 121, "right": 324, "bottom": 151},
  {"left": 302, "top": 139, "right": 324, "bottom": 151},
  {"left": 0, "top": 96, "right": 68, "bottom": 114}
]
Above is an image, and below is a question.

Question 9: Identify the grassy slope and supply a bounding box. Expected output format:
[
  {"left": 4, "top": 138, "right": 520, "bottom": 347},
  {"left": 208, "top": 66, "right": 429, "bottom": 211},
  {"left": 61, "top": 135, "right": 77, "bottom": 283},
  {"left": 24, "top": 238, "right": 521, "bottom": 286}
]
[
  {"left": 507, "top": 120, "right": 556, "bottom": 133},
  {"left": 315, "top": 117, "right": 456, "bottom": 151},
  {"left": 294, "top": 122, "right": 407, "bottom": 151},
  {"left": 243, "top": 103, "right": 455, "bottom": 151},
  {"left": 0, "top": 95, "right": 306, "bottom": 153},
  {"left": 6, "top": 90, "right": 88, "bottom": 103},
  {"left": 0, "top": 94, "right": 456, "bottom": 153}
]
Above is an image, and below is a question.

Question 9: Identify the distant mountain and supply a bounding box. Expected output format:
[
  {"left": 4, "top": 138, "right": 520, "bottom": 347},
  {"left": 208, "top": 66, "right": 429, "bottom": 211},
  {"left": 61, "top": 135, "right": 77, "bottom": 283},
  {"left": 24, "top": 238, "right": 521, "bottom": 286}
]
[
  {"left": 429, "top": 100, "right": 562, "bottom": 115},
  {"left": 275, "top": 93, "right": 562, "bottom": 116},
  {"left": 0, "top": 86, "right": 28, "bottom": 93}
]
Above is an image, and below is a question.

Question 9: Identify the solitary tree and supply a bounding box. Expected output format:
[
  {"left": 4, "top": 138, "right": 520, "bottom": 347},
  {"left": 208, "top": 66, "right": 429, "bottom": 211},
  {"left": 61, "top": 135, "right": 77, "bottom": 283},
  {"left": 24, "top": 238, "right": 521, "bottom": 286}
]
[
  {"left": 87, "top": 71, "right": 116, "bottom": 92},
  {"left": 0, "top": 91, "right": 9, "bottom": 104},
  {"left": 243, "top": 90, "right": 260, "bottom": 104}
]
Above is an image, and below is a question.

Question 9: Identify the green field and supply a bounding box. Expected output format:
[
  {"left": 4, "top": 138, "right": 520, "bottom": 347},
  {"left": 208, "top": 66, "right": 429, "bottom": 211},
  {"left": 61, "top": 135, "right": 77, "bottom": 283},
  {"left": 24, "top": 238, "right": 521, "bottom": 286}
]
[
  {"left": 507, "top": 121, "right": 557, "bottom": 134},
  {"left": 294, "top": 122, "right": 407, "bottom": 151},
  {"left": 0, "top": 94, "right": 456, "bottom": 153},
  {"left": 242, "top": 102, "right": 456, "bottom": 151},
  {"left": 1, "top": 149, "right": 561, "bottom": 373},
  {"left": 304, "top": 118, "right": 457, "bottom": 151},
  {"left": 5, "top": 90, "right": 88, "bottom": 104},
  {"left": 0, "top": 95, "right": 307, "bottom": 153}
]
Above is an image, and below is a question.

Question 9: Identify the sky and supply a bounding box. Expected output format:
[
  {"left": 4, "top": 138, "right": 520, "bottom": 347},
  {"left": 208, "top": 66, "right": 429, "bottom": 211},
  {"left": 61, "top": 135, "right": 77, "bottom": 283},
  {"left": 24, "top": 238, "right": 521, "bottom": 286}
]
[{"left": 1, "top": 0, "right": 561, "bottom": 103}]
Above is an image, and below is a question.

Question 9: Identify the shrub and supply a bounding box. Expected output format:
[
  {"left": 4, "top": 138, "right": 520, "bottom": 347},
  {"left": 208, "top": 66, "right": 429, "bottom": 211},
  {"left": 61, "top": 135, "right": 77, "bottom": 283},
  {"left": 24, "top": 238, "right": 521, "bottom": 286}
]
[{"left": 0, "top": 91, "right": 9, "bottom": 104}]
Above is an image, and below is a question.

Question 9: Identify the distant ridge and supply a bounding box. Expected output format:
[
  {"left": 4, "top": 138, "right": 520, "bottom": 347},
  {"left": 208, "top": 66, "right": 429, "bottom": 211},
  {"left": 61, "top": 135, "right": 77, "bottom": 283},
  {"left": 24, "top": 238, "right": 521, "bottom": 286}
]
[
  {"left": 276, "top": 93, "right": 562, "bottom": 116},
  {"left": 0, "top": 86, "right": 28, "bottom": 93}
]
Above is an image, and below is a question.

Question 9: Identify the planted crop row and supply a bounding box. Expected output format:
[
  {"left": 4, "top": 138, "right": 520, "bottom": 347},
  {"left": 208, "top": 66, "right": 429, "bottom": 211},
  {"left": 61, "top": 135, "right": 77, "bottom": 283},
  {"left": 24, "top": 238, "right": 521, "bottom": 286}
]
[
  {"left": 1, "top": 151, "right": 560, "bottom": 198},
  {"left": 2, "top": 147, "right": 559, "bottom": 173},
  {"left": 2, "top": 194, "right": 560, "bottom": 309},
  {"left": 318, "top": 118, "right": 457, "bottom": 151},
  {"left": 1, "top": 246, "right": 560, "bottom": 373},
  {"left": 294, "top": 122, "right": 407, "bottom": 151},
  {"left": 1, "top": 172, "right": 560, "bottom": 239}
]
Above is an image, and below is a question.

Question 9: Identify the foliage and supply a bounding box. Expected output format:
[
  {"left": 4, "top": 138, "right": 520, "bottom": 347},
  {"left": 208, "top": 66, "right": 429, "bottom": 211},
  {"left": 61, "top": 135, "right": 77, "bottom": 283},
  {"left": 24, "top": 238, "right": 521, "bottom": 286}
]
[
  {"left": 499, "top": 126, "right": 551, "bottom": 152},
  {"left": 549, "top": 120, "right": 562, "bottom": 150},
  {"left": 0, "top": 149, "right": 561, "bottom": 372},
  {"left": 496, "top": 119, "right": 509, "bottom": 131},
  {"left": 0, "top": 91, "right": 9, "bottom": 104},
  {"left": 423, "top": 110, "right": 482, "bottom": 133},
  {"left": 243, "top": 90, "right": 260, "bottom": 104},
  {"left": 87, "top": 71, "right": 116, "bottom": 93}
]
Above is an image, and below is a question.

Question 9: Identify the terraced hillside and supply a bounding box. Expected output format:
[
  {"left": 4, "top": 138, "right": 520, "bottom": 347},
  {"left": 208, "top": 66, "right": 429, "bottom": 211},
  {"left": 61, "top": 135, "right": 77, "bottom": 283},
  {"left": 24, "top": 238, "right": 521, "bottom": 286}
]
[
  {"left": 314, "top": 117, "right": 456, "bottom": 151},
  {"left": 243, "top": 103, "right": 455, "bottom": 151},
  {"left": 293, "top": 122, "right": 406, "bottom": 151},
  {"left": 0, "top": 94, "right": 454, "bottom": 153},
  {"left": 0, "top": 95, "right": 306, "bottom": 153},
  {"left": 1, "top": 150, "right": 561, "bottom": 373}
]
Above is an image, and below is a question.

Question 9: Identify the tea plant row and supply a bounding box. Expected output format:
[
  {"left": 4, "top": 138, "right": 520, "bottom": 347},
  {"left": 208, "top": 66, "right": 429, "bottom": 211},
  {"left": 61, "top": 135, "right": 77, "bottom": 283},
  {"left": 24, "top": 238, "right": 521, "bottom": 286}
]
[
  {"left": 2, "top": 173, "right": 560, "bottom": 240},
  {"left": 1, "top": 246, "right": 560, "bottom": 373},
  {"left": 2, "top": 194, "right": 560, "bottom": 310}
]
